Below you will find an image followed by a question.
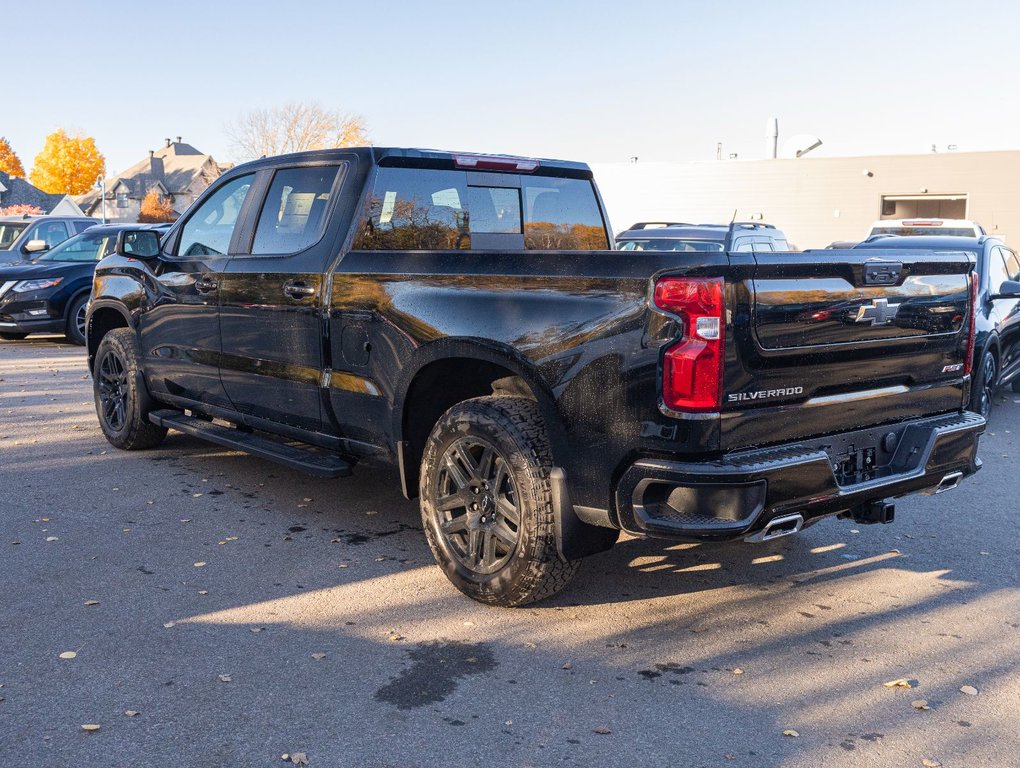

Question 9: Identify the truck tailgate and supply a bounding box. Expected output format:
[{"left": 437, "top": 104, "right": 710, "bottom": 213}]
[{"left": 721, "top": 248, "right": 974, "bottom": 450}]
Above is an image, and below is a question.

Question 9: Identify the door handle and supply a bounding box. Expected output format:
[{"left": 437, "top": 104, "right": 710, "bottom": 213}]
[
  {"left": 194, "top": 277, "right": 218, "bottom": 293},
  {"left": 283, "top": 281, "right": 317, "bottom": 299}
]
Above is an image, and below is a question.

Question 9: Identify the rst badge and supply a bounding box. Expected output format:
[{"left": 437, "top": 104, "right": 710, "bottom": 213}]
[{"left": 942, "top": 363, "right": 964, "bottom": 373}]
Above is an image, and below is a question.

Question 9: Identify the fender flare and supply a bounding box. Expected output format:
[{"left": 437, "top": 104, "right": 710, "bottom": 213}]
[{"left": 390, "top": 337, "right": 568, "bottom": 458}]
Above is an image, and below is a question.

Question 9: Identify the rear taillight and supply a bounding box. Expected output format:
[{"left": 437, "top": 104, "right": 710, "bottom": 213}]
[
  {"left": 964, "top": 272, "right": 978, "bottom": 375},
  {"left": 654, "top": 277, "right": 725, "bottom": 413}
]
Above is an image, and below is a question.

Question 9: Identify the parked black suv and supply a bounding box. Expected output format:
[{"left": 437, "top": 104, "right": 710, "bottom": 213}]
[
  {"left": 0, "top": 224, "right": 169, "bottom": 344},
  {"left": 616, "top": 221, "right": 791, "bottom": 252},
  {"left": 855, "top": 234, "right": 1020, "bottom": 417},
  {"left": 86, "top": 147, "right": 984, "bottom": 606}
]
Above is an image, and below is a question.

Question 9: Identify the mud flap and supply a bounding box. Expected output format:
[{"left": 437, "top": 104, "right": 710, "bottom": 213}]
[{"left": 550, "top": 467, "right": 620, "bottom": 561}]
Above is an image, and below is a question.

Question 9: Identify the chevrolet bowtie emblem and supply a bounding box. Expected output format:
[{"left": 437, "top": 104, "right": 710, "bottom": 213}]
[{"left": 855, "top": 298, "right": 900, "bottom": 326}]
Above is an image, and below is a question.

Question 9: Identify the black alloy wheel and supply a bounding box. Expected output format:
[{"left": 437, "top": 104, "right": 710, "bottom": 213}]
[
  {"left": 92, "top": 328, "right": 167, "bottom": 450},
  {"left": 419, "top": 396, "right": 581, "bottom": 607},
  {"left": 97, "top": 348, "right": 129, "bottom": 432},
  {"left": 973, "top": 349, "right": 997, "bottom": 418},
  {"left": 430, "top": 436, "right": 521, "bottom": 575}
]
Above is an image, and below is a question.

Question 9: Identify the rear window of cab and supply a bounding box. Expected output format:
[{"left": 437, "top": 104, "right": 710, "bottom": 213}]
[{"left": 352, "top": 167, "right": 608, "bottom": 250}]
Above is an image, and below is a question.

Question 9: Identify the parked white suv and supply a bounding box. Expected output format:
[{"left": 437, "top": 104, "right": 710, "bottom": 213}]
[{"left": 867, "top": 218, "right": 985, "bottom": 238}]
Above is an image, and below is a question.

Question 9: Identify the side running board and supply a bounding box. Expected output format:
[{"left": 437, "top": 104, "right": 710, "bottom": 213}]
[{"left": 149, "top": 409, "right": 353, "bottom": 478}]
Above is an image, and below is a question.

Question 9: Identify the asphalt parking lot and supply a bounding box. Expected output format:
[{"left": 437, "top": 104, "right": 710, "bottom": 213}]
[{"left": 1, "top": 338, "right": 1018, "bottom": 768}]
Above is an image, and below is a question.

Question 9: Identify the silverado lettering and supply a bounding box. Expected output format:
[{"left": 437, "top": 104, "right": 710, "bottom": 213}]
[
  {"left": 84, "top": 146, "right": 985, "bottom": 607},
  {"left": 727, "top": 387, "right": 805, "bottom": 402}
]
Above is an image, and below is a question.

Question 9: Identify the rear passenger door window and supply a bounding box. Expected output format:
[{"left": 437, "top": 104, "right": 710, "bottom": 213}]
[
  {"left": 177, "top": 174, "right": 254, "bottom": 257},
  {"left": 251, "top": 165, "right": 342, "bottom": 255}
]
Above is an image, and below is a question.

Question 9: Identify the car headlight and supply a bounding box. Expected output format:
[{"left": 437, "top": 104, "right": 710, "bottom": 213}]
[{"left": 12, "top": 278, "right": 63, "bottom": 293}]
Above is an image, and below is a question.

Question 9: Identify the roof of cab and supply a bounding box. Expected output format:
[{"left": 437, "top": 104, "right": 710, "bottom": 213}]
[{"left": 225, "top": 147, "right": 593, "bottom": 178}]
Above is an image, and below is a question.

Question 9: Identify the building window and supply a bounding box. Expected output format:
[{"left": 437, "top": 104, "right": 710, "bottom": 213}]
[{"left": 116, "top": 192, "right": 128, "bottom": 209}]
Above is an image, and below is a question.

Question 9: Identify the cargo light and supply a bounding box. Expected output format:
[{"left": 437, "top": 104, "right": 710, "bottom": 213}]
[
  {"left": 904, "top": 220, "right": 942, "bottom": 227},
  {"left": 964, "top": 272, "right": 978, "bottom": 376},
  {"left": 452, "top": 154, "right": 540, "bottom": 173},
  {"left": 654, "top": 277, "right": 725, "bottom": 413}
]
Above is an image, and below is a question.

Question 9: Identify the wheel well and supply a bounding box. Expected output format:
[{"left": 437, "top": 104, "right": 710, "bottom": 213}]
[
  {"left": 86, "top": 307, "right": 129, "bottom": 371},
  {"left": 399, "top": 358, "right": 537, "bottom": 499}
]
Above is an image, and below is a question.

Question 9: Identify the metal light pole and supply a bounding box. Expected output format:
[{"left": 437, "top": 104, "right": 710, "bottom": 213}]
[{"left": 96, "top": 175, "right": 107, "bottom": 223}]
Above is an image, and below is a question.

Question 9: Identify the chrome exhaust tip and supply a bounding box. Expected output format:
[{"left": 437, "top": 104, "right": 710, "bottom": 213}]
[
  {"left": 934, "top": 471, "right": 964, "bottom": 494},
  {"left": 745, "top": 513, "right": 804, "bottom": 543}
]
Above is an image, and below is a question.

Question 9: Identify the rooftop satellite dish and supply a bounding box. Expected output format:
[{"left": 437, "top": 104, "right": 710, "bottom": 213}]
[{"left": 780, "top": 134, "right": 823, "bottom": 159}]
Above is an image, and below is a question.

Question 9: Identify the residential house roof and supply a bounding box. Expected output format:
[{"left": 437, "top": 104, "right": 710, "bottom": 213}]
[
  {"left": 0, "top": 171, "right": 77, "bottom": 213},
  {"left": 75, "top": 140, "right": 225, "bottom": 216}
]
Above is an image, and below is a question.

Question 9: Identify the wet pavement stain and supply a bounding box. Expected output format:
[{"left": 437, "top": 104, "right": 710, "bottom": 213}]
[{"left": 374, "top": 640, "right": 497, "bottom": 711}]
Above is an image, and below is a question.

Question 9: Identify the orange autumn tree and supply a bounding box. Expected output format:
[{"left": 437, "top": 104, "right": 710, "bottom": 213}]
[
  {"left": 138, "top": 189, "right": 176, "bottom": 223},
  {"left": 0, "top": 137, "right": 25, "bottom": 178},
  {"left": 30, "top": 130, "right": 105, "bottom": 195}
]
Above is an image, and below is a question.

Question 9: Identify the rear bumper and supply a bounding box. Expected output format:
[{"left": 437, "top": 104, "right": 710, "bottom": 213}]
[{"left": 615, "top": 411, "right": 985, "bottom": 541}]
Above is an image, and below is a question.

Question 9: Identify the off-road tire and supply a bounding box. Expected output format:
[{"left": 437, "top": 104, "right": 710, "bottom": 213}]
[
  {"left": 93, "top": 328, "right": 167, "bottom": 450},
  {"left": 65, "top": 293, "right": 89, "bottom": 346},
  {"left": 419, "top": 396, "right": 580, "bottom": 606},
  {"left": 0, "top": 332, "right": 28, "bottom": 341},
  {"left": 969, "top": 348, "right": 997, "bottom": 418}
]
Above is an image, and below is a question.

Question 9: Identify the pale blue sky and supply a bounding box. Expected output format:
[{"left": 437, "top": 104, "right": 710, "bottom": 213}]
[{"left": 6, "top": 0, "right": 1020, "bottom": 175}]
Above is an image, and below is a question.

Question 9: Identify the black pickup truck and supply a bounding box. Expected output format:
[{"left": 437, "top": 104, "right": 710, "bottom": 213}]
[{"left": 86, "top": 147, "right": 985, "bottom": 606}]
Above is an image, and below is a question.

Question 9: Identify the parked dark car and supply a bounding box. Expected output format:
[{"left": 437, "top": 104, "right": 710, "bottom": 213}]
[
  {"left": 85, "top": 147, "right": 983, "bottom": 606},
  {"left": 616, "top": 221, "right": 791, "bottom": 252},
  {"left": 0, "top": 224, "right": 168, "bottom": 345},
  {"left": 0, "top": 215, "right": 99, "bottom": 264},
  {"left": 855, "top": 235, "right": 1020, "bottom": 417}
]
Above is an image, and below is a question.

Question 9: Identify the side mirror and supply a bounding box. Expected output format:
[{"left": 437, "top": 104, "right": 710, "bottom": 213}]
[
  {"left": 23, "top": 239, "right": 48, "bottom": 253},
  {"left": 116, "top": 229, "right": 161, "bottom": 259},
  {"left": 991, "top": 279, "right": 1020, "bottom": 300}
]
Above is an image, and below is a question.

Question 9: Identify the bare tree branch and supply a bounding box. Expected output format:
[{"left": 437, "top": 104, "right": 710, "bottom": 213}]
[{"left": 226, "top": 102, "right": 369, "bottom": 161}]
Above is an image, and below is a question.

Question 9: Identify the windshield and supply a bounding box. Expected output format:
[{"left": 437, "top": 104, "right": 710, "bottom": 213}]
[
  {"left": 870, "top": 226, "right": 976, "bottom": 237},
  {"left": 0, "top": 222, "right": 28, "bottom": 249},
  {"left": 617, "top": 238, "right": 725, "bottom": 252},
  {"left": 35, "top": 230, "right": 119, "bottom": 262}
]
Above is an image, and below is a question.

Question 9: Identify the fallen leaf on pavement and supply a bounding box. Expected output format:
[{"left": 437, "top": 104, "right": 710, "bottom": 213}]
[
  {"left": 562, "top": 662, "right": 573, "bottom": 670},
  {"left": 193, "top": 562, "right": 206, "bottom": 567},
  {"left": 884, "top": 678, "right": 912, "bottom": 688},
  {"left": 911, "top": 699, "right": 930, "bottom": 710},
  {"left": 84, "top": 600, "right": 99, "bottom": 606},
  {"left": 733, "top": 668, "right": 744, "bottom": 675},
  {"left": 291, "top": 753, "right": 309, "bottom": 765},
  {"left": 311, "top": 653, "right": 326, "bottom": 661},
  {"left": 45, "top": 537, "right": 58, "bottom": 542},
  {"left": 81, "top": 724, "right": 100, "bottom": 733},
  {"left": 124, "top": 710, "right": 139, "bottom": 717},
  {"left": 218, "top": 674, "right": 232, "bottom": 683},
  {"left": 59, "top": 651, "right": 77, "bottom": 660},
  {"left": 960, "top": 685, "right": 979, "bottom": 696},
  {"left": 593, "top": 726, "right": 611, "bottom": 735},
  {"left": 163, "top": 622, "right": 175, "bottom": 629},
  {"left": 922, "top": 760, "right": 942, "bottom": 767},
  {"left": 783, "top": 729, "right": 800, "bottom": 737},
  {"left": 250, "top": 628, "right": 263, "bottom": 633}
]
